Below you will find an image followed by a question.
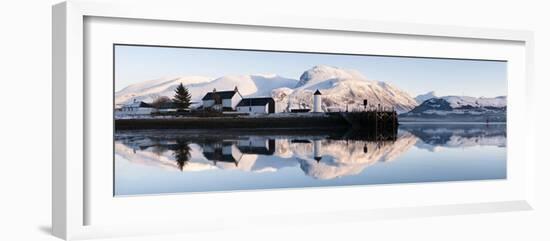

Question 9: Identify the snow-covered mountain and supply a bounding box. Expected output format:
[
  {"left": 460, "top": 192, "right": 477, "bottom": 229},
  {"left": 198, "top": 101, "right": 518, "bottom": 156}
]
[
  {"left": 116, "top": 76, "right": 213, "bottom": 106},
  {"left": 440, "top": 96, "right": 506, "bottom": 108},
  {"left": 115, "top": 65, "right": 418, "bottom": 113},
  {"left": 415, "top": 91, "right": 437, "bottom": 104},
  {"left": 115, "top": 74, "right": 297, "bottom": 106},
  {"left": 273, "top": 65, "right": 417, "bottom": 113},
  {"left": 400, "top": 96, "right": 507, "bottom": 122}
]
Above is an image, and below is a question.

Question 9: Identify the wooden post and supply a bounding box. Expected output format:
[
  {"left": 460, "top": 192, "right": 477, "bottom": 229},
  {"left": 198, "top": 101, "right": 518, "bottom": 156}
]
[
  {"left": 375, "top": 109, "right": 378, "bottom": 138},
  {"left": 392, "top": 110, "right": 396, "bottom": 137}
]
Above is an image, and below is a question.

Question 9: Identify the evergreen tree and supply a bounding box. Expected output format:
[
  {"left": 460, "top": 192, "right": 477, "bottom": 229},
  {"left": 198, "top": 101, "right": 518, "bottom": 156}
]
[{"left": 173, "top": 83, "right": 191, "bottom": 110}]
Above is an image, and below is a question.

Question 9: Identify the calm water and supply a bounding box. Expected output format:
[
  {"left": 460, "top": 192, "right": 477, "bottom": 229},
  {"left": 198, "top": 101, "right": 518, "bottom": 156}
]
[{"left": 114, "top": 123, "right": 506, "bottom": 196}]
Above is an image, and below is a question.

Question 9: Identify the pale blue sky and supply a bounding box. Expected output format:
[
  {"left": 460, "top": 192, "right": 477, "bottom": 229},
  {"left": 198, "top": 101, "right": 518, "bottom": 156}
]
[{"left": 114, "top": 45, "right": 507, "bottom": 97}]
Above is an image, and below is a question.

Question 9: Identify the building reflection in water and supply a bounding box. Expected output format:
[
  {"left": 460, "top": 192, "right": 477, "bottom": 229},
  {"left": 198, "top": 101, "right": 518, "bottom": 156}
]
[{"left": 114, "top": 124, "right": 506, "bottom": 180}]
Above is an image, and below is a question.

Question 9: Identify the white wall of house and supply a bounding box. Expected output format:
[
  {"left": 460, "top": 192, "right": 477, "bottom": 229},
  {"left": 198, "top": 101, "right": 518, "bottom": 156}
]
[
  {"left": 230, "top": 145, "right": 243, "bottom": 162},
  {"left": 203, "top": 94, "right": 241, "bottom": 110},
  {"left": 119, "top": 107, "right": 154, "bottom": 115},
  {"left": 236, "top": 104, "right": 268, "bottom": 114},
  {"left": 227, "top": 94, "right": 242, "bottom": 109},
  {"left": 158, "top": 108, "right": 178, "bottom": 113},
  {"left": 133, "top": 107, "right": 155, "bottom": 115},
  {"left": 202, "top": 145, "right": 214, "bottom": 153},
  {"left": 222, "top": 99, "right": 232, "bottom": 109},
  {"left": 222, "top": 144, "right": 233, "bottom": 155},
  {"left": 202, "top": 99, "right": 215, "bottom": 108},
  {"left": 237, "top": 138, "right": 269, "bottom": 148}
]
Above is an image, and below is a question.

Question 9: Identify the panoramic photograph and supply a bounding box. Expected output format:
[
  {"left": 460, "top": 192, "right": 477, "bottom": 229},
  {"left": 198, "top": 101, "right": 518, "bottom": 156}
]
[{"left": 113, "top": 44, "right": 507, "bottom": 196}]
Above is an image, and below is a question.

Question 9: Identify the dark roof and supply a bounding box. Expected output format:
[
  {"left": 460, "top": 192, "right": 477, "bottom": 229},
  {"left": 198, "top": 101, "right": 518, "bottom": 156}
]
[
  {"left": 202, "top": 151, "right": 237, "bottom": 163},
  {"left": 158, "top": 102, "right": 178, "bottom": 109},
  {"left": 237, "top": 146, "right": 275, "bottom": 155},
  {"left": 314, "top": 90, "right": 322, "bottom": 95},
  {"left": 291, "top": 109, "right": 311, "bottom": 113},
  {"left": 139, "top": 102, "right": 153, "bottom": 108},
  {"left": 125, "top": 101, "right": 152, "bottom": 108},
  {"left": 236, "top": 97, "right": 275, "bottom": 107},
  {"left": 202, "top": 91, "right": 237, "bottom": 100}
]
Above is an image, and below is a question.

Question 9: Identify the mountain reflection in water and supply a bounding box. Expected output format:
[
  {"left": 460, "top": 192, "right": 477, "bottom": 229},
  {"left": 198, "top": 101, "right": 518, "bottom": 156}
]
[{"left": 114, "top": 124, "right": 506, "bottom": 195}]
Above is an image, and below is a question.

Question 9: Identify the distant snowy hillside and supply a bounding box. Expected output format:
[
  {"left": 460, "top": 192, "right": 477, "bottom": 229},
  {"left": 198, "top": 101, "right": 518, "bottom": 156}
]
[
  {"left": 273, "top": 65, "right": 418, "bottom": 113},
  {"left": 400, "top": 96, "right": 507, "bottom": 122},
  {"left": 115, "top": 65, "right": 418, "bottom": 113},
  {"left": 442, "top": 96, "right": 506, "bottom": 108},
  {"left": 115, "top": 74, "right": 297, "bottom": 106},
  {"left": 415, "top": 91, "right": 437, "bottom": 104},
  {"left": 115, "top": 76, "right": 212, "bottom": 106},
  {"left": 295, "top": 65, "right": 367, "bottom": 88}
]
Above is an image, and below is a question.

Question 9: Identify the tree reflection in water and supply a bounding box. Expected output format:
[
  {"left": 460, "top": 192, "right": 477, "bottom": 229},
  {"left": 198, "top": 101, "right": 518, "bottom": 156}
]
[
  {"left": 114, "top": 124, "right": 506, "bottom": 177},
  {"left": 173, "top": 139, "right": 191, "bottom": 170},
  {"left": 114, "top": 125, "right": 507, "bottom": 195}
]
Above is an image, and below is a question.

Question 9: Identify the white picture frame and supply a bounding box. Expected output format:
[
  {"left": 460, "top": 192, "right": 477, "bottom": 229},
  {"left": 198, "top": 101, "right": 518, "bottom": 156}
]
[{"left": 52, "top": 0, "right": 535, "bottom": 240}]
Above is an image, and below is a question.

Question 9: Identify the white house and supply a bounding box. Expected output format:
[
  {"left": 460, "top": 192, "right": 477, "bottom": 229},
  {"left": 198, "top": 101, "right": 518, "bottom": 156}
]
[
  {"left": 236, "top": 97, "right": 276, "bottom": 114},
  {"left": 201, "top": 87, "right": 243, "bottom": 111},
  {"left": 118, "top": 100, "right": 155, "bottom": 116}
]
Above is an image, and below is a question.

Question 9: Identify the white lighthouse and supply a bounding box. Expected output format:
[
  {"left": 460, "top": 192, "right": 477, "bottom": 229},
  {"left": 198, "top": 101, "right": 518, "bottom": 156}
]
[{"left": 313, "top": 89, "right": 322, "bottom": 112}]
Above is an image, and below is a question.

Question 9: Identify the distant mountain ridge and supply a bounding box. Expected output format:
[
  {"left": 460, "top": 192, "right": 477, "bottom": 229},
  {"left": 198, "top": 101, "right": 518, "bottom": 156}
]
[
  {"left": 400, "top": 95, "right": 507, "bottom": 122},
  {"left": 115, "top": 66, "right": 506, "bottom": 119},
  {"left": 115, "top": 65, "right": 419, "bottom": 113},
  {"left": 414, "top": 91, "right": 437, "bottom": 104}
]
